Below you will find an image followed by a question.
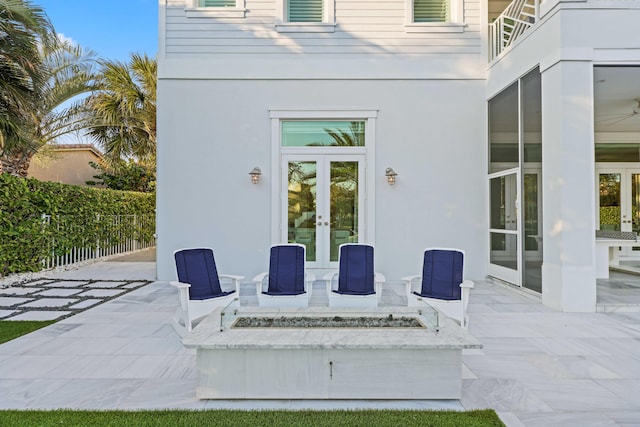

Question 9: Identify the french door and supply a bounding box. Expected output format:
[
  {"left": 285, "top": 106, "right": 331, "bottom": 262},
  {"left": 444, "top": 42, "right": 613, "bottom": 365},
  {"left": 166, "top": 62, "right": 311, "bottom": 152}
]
[
  {"left": 282, "top": 155, "right": 365, "bottom": 269},
  {"left": 489, "top": 169, "right": 521, "bottom": 285},
  {"left": 597, "top": 167, "right": 640, "bottom": 258}
]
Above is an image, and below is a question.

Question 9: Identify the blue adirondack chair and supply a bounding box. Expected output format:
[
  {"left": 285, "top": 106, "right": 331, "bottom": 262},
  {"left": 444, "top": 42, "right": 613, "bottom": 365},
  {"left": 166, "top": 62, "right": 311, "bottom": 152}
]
[
  {"left": 403, "top": 248, "right": 474, "bottom": 329},
  {"left": 171, "top": 248, "right": 242, "bottom": 334},
  {"left": 253, "top": 244, "right": 315, "bottom": 307},
  {"left": 326, "top": 244, "right": 384, "bottom": 308}
]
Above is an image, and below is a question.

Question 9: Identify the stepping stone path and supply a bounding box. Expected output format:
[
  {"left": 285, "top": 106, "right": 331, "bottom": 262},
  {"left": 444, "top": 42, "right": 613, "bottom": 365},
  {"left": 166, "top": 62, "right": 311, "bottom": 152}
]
[{"left": 0, "top": 278, "right": 153, "bottom": 321}]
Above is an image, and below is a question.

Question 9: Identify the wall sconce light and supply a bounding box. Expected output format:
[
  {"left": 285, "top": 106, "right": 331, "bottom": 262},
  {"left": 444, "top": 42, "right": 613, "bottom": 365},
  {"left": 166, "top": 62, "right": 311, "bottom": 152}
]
[
  {"left": 249, "top": 167, "right": 262, "bottom": 184},
  {"left": 385, "top": 167, "right": 397, "bottom": 185}
]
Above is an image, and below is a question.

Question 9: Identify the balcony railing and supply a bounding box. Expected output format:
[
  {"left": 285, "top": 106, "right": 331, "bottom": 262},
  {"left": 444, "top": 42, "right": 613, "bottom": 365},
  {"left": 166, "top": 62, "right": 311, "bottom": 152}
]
[{"left": 489, "top": 0, "right": 540, "bottom": 61}]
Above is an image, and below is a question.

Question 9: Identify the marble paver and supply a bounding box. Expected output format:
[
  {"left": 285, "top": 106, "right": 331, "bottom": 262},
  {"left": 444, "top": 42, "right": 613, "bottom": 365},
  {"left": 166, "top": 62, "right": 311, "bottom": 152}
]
[
  {"left": 22, "top": 279, "right": 55, "bottom": 286},
  {"left": 43, "top": 281, "right": 90, "bottom": 288},
  {"left": 33, "top": 289, "right": 84, "bottom": 297},
  {"left": 0, "top": 310, "right": 17, "bottom": 318},
  {"left": 0, "top": 297, "right": 33, "bottom": 307},
  {"left": 84, "top": 281, "right": 128, "bottom": 289},
  {"left": 68, "top": 299, "right": 103, "bottom": 309},
  {"left": 77, "top": 289, "right": 125, "bottom": 298},
  {"left": 123, "top": 282, "right": 148, "bottom": 289},
  {"left": 0, "top": 287, "right": 39, "bottom": 295},
  {"left": 9, "top": 311, "right": 72, "bottom": 321},
  {"left": 19, "top": 298, "right": 78, "bottom": 308}
]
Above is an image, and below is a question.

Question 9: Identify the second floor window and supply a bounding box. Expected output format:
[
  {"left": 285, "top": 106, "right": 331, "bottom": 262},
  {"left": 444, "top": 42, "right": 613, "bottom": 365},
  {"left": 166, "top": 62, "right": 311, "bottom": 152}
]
[
  {"left": 288, "top": 0, "right": 323, "bottom": 23},
  {"left": 199, "top": 0, "right": 235, "bottom": 6},
  {"left": 413, "top": 0, "right": 449, "bottom": 22}
]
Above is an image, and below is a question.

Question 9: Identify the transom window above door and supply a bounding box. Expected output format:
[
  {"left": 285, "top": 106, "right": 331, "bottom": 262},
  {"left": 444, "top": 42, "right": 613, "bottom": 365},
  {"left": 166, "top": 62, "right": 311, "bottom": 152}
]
[{"left": 281, "top": 121, "right": 365, "bottom": 147}]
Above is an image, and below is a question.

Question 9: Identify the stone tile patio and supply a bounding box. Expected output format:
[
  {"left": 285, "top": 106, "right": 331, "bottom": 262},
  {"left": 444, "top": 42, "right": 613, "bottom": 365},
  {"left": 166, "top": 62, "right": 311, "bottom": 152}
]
[{"left": 0, "top": 255, "right": 639, "bottom": 426}]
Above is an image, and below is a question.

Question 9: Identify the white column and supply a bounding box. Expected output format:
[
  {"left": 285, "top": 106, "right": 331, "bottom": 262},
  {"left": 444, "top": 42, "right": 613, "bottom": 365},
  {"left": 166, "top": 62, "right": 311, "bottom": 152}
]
[{"left": 541, "top": 60, "right": 596, "bottom": 312}]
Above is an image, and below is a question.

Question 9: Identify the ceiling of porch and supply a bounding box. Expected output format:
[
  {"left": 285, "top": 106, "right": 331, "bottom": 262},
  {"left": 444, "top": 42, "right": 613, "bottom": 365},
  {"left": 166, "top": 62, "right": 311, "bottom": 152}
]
[{"left": 594, "top": 66, "right": 640, "bottom": 133}]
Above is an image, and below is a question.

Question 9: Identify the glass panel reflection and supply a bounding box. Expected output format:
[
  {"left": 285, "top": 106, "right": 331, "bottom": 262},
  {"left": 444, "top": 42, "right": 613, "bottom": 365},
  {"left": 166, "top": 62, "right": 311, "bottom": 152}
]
[
  {"left": 490, "top": 233, "right": 517, "bottom": 270},
  {"left": 632, "top": 174, "right": 640, "bottom": 253},
  {"left": 330, "top": 161, "right": 358, "bottom": 262},
  {"left": 488, "top": 82, "right": 519, "bottom": 173},
  {"left": 595, "top": 144, "right": 640, "bottom": 162},
  {"left": 490, "top": 174, "right": 517, "bottom": 231},
  {"left": 282, "top": 121, "right": 365, "bottom": 147},
  {"left": 288, "top": 162, "right": 317, "bottom": 261},
  {"left": 599, "top": 173, "right": 621, "bottom": 231},
  {"left": 523, "top": 173, "right": 542, "bottom": 293},
  {"left": 523, "top": 174, "right": 539, "bottom": 251}
]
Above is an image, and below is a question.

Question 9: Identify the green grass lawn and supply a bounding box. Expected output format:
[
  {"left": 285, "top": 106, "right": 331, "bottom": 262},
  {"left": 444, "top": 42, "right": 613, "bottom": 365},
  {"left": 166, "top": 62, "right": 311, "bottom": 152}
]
[
  {"left": 0, "top": 409, "right": 504, "bottom": 426},
  {"left": 0, "top": 320, "right": 55, "bottom": 344}
]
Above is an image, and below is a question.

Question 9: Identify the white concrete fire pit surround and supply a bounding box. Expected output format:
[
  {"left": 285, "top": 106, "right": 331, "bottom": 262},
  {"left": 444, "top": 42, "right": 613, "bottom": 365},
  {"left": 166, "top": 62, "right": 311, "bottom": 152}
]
[{"left": 182, "top": 305, "right": 481, "bottom": 400}]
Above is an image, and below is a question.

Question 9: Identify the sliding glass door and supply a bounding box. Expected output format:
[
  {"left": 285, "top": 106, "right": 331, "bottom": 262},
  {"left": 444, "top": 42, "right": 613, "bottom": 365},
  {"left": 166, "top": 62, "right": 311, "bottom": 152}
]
[{"left": 488, "top": 67, "right": 542, "bottom": 291}]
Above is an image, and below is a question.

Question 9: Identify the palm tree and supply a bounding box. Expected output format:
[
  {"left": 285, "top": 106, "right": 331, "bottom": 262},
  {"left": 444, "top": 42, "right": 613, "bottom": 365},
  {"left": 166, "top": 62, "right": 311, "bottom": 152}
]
[
  {"left": 84, "top": 53, "right": 156, "bottom": 167},
  {"left": 0, "top": 0, "right": 56, "bottom": 174},
  {"left": 1, "top": 39, "right": 99, "bottom": 176}
]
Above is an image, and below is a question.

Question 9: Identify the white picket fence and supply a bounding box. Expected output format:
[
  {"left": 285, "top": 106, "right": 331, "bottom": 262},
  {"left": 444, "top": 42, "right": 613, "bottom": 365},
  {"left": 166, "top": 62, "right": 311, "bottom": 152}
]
[{"left": 40, "top": 213, "right": 156, "bottom": 270}]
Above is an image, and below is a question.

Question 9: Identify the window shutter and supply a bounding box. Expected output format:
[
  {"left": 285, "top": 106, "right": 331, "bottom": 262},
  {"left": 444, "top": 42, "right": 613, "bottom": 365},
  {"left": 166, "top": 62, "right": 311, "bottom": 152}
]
[
  {"left": 200, "top": 0, "right": 235, "bottom": 7},
  {"left": 288, "top": 0, "right": 323, "bottom": 23},
  {"left": 414, "top": 0, "right": 449, "bottom": 22}
]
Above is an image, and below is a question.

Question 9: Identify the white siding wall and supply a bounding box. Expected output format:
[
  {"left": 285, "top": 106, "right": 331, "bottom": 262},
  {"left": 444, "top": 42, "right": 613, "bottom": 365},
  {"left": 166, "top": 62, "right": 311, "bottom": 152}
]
[
  {"left": 162, "top": 0, "right": 481, "bottom": 57},
  {"left": 156, "top": 79, "right": 487, "bottom": 282}
]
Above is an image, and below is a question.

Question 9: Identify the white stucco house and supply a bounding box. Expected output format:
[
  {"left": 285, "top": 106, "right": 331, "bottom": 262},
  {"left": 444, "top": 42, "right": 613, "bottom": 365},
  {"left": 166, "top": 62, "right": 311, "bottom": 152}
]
[{"left": 156, "top": 0, "right": 640, "bottom": 313}]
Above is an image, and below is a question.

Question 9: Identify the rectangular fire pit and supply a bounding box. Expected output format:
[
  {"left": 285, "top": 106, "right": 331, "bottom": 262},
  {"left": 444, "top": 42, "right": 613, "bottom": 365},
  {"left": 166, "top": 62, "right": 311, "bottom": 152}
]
[{"left": 182, "top": 304, "right": 481, "bottom": 400}]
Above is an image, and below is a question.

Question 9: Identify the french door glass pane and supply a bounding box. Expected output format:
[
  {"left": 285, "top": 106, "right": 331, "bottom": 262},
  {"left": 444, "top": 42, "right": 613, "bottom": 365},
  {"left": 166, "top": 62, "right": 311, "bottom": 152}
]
[
  {"left": 330, "top": 161, "right": 358, "bottom": 261},
  {"left": 490, "top": 173, "right": 518, "bottom": 272},
  {"left": 524, "top": 174, "right": 538, "bottom": 251},
  {"left": 490, "top": 174, "right": 517, "bottom": 231},
  {"left": 599, "top": 173, "right": 621, "bottom": 231},
  {"left": 288, "top": 161, "right": 317, "bottom": 261},
  {"left": 523, "top": 173, "right": 541, "bottom": 292},
  {"left": 490, "top": 233, "right": 517, "bottom": 270},
  {"left": 633, "top": 174, "right": 640, "bottom": 235}
]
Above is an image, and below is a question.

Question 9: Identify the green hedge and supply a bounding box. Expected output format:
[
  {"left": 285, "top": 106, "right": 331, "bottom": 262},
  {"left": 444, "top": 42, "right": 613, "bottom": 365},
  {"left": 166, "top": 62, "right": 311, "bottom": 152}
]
[{"left": 0, "top": 174, "right": 155, "bottom": 277}]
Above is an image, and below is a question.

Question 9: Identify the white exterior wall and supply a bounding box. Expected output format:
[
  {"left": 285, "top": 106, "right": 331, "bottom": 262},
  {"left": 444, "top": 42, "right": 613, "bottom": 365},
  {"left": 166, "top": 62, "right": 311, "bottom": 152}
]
[
  {"left": 487, "top": 1, "right": 640, "bottom": 311},
  {"left": 157, "top": 0, "right": 488, "bottom": 283},
  {"left": 156, "top": 78, "right": 487, "bottom": 282}
]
